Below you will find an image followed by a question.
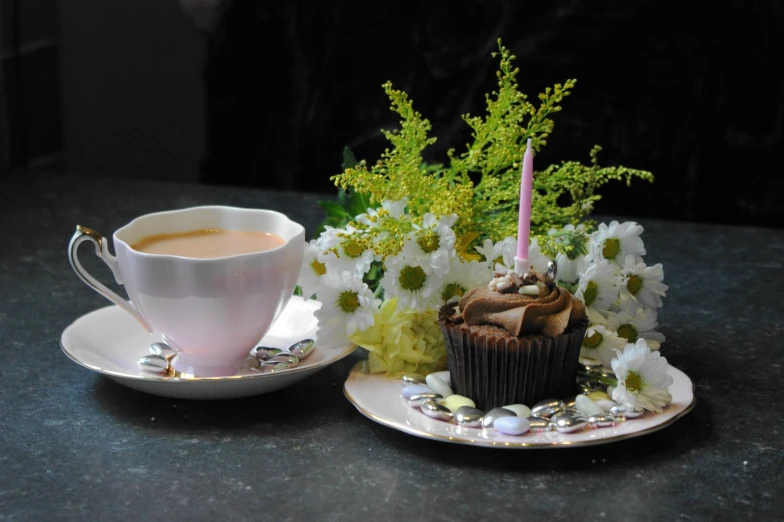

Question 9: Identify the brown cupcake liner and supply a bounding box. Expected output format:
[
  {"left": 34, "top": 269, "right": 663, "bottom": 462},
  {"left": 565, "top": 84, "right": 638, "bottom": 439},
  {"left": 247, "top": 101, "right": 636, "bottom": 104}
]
[{"left": 439, "top": 319, "right": 588, "bottom": 410}]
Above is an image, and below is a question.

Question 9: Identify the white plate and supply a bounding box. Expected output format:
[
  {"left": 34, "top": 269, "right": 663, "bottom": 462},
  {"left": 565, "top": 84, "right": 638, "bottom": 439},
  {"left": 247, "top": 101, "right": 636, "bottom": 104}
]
[
  {"left": 344, "top": 364, "right": 695, "bottom": 448},
  {"left": 61, "top": 296, "right": 355, "bottom": 400}
]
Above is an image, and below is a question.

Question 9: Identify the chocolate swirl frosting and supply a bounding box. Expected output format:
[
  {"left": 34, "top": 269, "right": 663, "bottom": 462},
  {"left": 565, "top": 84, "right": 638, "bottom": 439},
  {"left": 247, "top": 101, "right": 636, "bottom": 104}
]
[{"left": 455, "top": 282, "right": 587, "bottom": 339}]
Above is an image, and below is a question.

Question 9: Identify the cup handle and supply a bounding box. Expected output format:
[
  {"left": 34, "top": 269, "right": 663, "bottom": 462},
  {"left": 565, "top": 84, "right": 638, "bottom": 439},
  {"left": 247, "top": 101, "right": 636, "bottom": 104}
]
[{"left": 68, "top": 225, "right": 152, "bottom": 332}]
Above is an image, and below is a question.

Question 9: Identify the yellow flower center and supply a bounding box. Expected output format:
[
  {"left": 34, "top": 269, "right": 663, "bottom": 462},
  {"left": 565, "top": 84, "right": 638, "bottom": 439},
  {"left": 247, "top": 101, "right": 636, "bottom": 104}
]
[
  {"left": 583, "top": 280, "right": 598, "bottom": 307},
  {"left": 441, "top": 283, "right": 466, "bottom": 303},
  {"left": 417, "top": 230, "right": 440, "bottom": 253},
  {"left": 583, "top": 330, "right": 603, "bottom": 349},
  {"left": 310, "top": 259, "right": 326, "bottom": 276},
  {"left": 617, "top": 324, "right": 638, "bottom": 343},
  {"left": 337, "top": 290, "right": 360, "bottom": 313},
  {"left": 602, "top": 238, "right": 620, "bottom": 259},
  {"left": 343, "top": 240, "right": 364, "bottom": 258},
  {"left": 399, "top": 266, "right": 427, "bottom": 291},
  {"left": 627, "top": 275, "right": 643, "bottom": 295},
  {"left": 624, "top": 370, "right": 643, "bottom": 392}
]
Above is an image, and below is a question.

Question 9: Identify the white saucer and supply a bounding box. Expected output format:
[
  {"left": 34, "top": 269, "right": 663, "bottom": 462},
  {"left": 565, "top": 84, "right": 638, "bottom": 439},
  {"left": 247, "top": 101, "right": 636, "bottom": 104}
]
[
  {"left": 61, "top": 296, "right": 355, "bottom": 400},
  {"left": 344, "top": 364, "right": 695, "bottom": 448}
]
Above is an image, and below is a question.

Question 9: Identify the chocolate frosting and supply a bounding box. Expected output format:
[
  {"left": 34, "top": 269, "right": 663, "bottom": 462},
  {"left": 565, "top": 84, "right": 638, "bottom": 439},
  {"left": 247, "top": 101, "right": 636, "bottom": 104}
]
[{"left": 457, "top": 284, "right": 586, "bottom": 338}]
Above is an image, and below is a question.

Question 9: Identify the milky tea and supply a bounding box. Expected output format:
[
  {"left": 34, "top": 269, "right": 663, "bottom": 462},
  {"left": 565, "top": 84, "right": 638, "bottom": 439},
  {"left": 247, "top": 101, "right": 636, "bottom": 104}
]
[{"left": 131, "top": 229, "right": 285, "bottom": 258}]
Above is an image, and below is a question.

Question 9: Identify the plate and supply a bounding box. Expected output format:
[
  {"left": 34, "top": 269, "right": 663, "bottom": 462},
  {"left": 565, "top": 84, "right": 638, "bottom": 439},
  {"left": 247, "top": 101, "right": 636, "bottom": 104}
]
[
  {"left": 344, "top": 364, "right": 695, "bottom": 448},
  {"left": 61, "top": 296, "right": 355, "bottom": 400}
]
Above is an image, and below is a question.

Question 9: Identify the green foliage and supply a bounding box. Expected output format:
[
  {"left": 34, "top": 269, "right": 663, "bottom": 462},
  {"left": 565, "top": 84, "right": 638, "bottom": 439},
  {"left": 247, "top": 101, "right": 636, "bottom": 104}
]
[{"left": 323, "top": 39, "right": 653, "bottom": 260}]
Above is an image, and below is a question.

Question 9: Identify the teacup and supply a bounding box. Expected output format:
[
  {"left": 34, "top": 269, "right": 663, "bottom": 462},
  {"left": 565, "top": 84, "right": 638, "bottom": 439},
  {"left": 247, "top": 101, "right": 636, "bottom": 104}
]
[{"left": 68, "top": 206, "right": 305, "bottom": 376}]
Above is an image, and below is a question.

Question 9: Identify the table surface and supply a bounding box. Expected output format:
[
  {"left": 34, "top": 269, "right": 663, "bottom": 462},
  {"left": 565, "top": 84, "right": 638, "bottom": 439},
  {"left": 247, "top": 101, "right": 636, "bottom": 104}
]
[{"left": 1, "top": 173, "right": 782, "bottom": 521}]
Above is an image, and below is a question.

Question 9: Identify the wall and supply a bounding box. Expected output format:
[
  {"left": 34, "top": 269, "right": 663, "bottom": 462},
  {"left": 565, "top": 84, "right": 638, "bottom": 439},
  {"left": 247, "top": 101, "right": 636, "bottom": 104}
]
[{"left": 58, "top": 0, "right": 205, "bottom": 183}]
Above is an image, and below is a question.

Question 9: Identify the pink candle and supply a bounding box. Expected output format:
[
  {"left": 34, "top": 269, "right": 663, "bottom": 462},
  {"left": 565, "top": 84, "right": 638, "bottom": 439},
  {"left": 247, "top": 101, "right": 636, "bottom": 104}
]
[{"left": 515, "top": 138, "right": 534, "bottom": 272}]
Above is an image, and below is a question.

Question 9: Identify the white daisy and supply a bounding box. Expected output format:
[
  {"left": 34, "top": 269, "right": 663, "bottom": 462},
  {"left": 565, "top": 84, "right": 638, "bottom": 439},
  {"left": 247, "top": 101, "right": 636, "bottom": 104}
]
[
  {"left": 526, "top": 237, "right": 552, "bottom": 274},
  {"left": 475, "top": 236, "right": 517, "bottom": 273},
  {"left": 314, "top": 271, "right": 379, "bottom": 348},
  {"left": 382, "top": 197, "right": 408, "bottom": 219},
  {"left": 320, "top": 235, "right": 375, "bottom": 277},
  {"left": 356, "top": 197, "right": 408, "bottom": 226},
  {"left": 544, "top": 224, "right": 592, "bottom": 284},
  {"left": 606, "top": 297, "right": 666, "bottom": 348},
  {"left": 298, "top": 240, "right": 327, "bottom": 299},
  {"left": 590, "top": 221, "right": 646, "bottom": 264},
  {"left": 620, "top": 255, "right": 667, "bottom": 309},
  {"left": 586, "top": 307, "right": 609, "bottom": 327},
  {"left": 314, "top": 226, "right": 343, "bottom": 250},
  {"left": 380, "top": 253, "right": 443, "bottom": 312},
  {"left": 401, "top": 213, "right": 457, "bottom": 273},
  {"left": 611, "top": 339, "right": 674, "bottom": 413},
  {"left": 580, "top": 324, "right": 628, "bottom": 368},
  {"left": 435, "top": 258, "right": 492, "bottom": 306},
  {"left": 575, "top": 259, "right": 621, "bottom": 311},
  {"left": 554, "top": 252, "right": 590, "bottom": 285}
]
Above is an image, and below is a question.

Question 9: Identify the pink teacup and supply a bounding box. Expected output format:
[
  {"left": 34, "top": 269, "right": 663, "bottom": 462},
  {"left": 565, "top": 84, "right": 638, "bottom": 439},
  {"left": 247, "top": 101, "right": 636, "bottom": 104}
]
[{"left": 68, "top": 206, "right": 305, "bottom": 376}]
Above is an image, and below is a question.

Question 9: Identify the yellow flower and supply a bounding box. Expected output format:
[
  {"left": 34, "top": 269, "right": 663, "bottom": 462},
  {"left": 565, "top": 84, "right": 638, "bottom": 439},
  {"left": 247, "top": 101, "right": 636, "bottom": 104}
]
[{"left": 349, "top": 297, "right": 447, "bottom": 378}]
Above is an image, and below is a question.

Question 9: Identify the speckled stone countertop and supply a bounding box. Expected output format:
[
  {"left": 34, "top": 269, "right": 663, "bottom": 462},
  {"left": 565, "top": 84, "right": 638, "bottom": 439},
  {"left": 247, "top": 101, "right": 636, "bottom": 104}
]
[{"left": 1, "top": 173, "right": 782, "bottom": 521}]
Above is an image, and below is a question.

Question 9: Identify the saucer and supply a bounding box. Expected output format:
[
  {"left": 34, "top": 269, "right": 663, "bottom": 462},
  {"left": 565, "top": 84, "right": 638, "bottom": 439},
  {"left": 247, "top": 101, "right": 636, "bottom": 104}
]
[
  {"left": 61, "top": 296, "right": 355, "bottom": 400},
  {"left": 344, "top": 364, "right": 695, "bottom": 448}
]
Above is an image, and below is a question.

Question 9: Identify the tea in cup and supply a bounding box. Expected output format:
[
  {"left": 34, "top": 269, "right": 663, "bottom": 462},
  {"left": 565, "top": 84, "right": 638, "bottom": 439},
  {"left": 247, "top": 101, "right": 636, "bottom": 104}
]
[{"left": 68, "top": 206, "right": 305, "bottom": 376}]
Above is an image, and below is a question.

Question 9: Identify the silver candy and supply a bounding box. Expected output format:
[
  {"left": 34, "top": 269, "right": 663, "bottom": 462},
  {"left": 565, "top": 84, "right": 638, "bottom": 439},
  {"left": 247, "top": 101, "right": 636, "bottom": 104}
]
[
  {"left": 589, "top": 368, "right": 617, "bottom": 381},
  {"left": 268, "top": 354, "right": 299, "bottom": 367},
  {"left": 552, "top": 413, "right": 587, "bottom": 433},
  {"left": 545, "top": 260, "right": 558, "bottom": 285},
  {"left": 150, "top": 342, "right": 176, "bottom": 360},
  {"left": 532, "top": 399, "right": 565, "bottom": 418},
  {"left": 253, "top": 346, "right": 285, "bottom": 361},
  {"left": 562, "top": 395, "right": 577, "bottom": 408},
  {"left": 420, "top": 400, "right": 454, "bottom": 421},
  {"left": 579, "top": 383, "right": 600, "bottom": 395},
  {"left": 402, "top": 374, "right": 427, "bottom": 386},
  {"left": 408, "top": 392, "right": 443, "bottom": 407},
  {"left": 481, "top": 407, "right": 516, "bottom": 429},
  {"left": 527, "top": 416, "right": 554, "bottom": 432},
  {"left": 454, "top": 406, "right": 484, "bottom": 428},
  {"left": 288, "top": 339, "right": 315, "bottom": 359},
  {"left": 580, "top": 360, "right": 603, "bottom": 372},
  {"left": 587, "top": 414, "right": 616, "bottom": 428},
  {"left": 610, "top": 405, "right": 643, "bottom": 418},
  {"left": 239, "top": 357, "right": 261, "bottom": 371},
  {"left": 138, "top": 355, "right": 169, "bottom": 372},
  {"left": 259, "top": 362, "right": 290, "bottom": 374}
]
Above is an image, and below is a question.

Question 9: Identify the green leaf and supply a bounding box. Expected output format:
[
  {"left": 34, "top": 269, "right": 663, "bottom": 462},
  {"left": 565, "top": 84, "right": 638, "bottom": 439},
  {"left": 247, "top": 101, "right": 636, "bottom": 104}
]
[
  {"left": 319, "top": 200, "right": 348, "bottom": 218},
  {"left": 345, "top": 189, "right": 375, "bottom": 218},
  {"left": 342, "top": 146, "right": 359, "bottom": 170}
]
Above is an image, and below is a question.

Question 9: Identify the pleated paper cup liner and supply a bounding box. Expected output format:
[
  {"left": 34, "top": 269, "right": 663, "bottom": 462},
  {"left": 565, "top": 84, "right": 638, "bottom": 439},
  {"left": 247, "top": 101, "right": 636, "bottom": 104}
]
[{"left": 439, "top": 319, "right": 589, "bottom": 410}]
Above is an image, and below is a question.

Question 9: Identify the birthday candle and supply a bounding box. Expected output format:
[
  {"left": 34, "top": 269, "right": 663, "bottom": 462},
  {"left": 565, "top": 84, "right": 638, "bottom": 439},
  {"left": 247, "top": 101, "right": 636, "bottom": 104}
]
[{"left": 514, "top": 138, "right": 533, "bottom": 275}]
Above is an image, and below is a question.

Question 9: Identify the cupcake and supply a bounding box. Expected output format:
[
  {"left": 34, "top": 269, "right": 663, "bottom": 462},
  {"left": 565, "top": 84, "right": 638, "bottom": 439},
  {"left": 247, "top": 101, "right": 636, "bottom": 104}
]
[{"left": 438, "top": 267, "right": 588, "bottom": 410}]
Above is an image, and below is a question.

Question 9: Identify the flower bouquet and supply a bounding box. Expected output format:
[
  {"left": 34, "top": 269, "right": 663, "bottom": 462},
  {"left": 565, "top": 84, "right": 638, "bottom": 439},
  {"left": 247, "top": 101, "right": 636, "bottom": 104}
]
[{"left": 299, "top": 41, "right": 672, "bottom": 415}]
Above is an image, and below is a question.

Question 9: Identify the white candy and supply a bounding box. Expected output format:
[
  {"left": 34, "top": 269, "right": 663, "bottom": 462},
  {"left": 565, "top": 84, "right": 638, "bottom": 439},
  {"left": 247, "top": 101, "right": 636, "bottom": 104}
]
[
  {"left": 494, "top": 417, "right": 531, "bottom": 435},
  {"left": 575, "top": 394, "right": 604, "bottom": 417},
  {"left": 429, "top": 371, "right": 451, "bottom": 386},
  {"left": 595, "top": 399, "right": 617, "bottom": 413},
  {"left": 502, "top": 404, "right": 531, "bottom": 418},
  {"left": 425, "top": 374, "right": 453, "bottom": 399}
]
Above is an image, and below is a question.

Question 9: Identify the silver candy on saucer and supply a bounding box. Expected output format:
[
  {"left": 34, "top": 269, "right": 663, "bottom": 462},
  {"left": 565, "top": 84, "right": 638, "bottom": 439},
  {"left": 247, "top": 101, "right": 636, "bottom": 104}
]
[
  {"left": 532, "top": 399, "right": 565, "bottom": 418},
  {"left": 454, "top": 406, "right": 484, "bottom": 428},
  {"left": 137, "top": 338, "right": 316, "bottom": 377},
  {"left": 420, "top": 400, "right": 454, "bottom": 421}
]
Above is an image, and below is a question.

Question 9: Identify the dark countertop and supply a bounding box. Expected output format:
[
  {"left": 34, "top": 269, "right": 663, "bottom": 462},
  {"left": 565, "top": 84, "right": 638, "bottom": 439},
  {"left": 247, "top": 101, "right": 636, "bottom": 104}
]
[{"left": 1, "top": 173, "right": 782, "bottom": 521}]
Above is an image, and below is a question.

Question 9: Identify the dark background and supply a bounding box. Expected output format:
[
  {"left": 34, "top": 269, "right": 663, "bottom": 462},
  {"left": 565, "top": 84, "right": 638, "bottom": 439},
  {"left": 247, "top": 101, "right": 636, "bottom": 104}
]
[{"left": 2, "top": 0, "right": 782, "bottom": 227}]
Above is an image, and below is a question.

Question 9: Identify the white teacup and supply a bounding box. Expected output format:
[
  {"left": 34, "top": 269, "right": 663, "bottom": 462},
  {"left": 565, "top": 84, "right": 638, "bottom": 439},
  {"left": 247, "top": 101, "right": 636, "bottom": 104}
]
[{"left": 68, "top": 206, "right": 305, "bottom": 376}]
